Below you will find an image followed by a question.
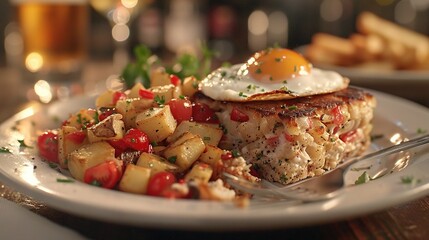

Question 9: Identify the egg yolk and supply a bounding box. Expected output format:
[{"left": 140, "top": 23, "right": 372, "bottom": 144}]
[{"left": 246, "top": 48, "right": 312, "bottom": 83}]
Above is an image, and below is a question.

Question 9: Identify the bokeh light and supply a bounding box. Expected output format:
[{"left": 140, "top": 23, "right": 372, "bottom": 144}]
[
  {"left": 112, "top": 24, "right": 130, "bottom": 42},
  {"left": 34, "top": 80, "right": 53, "bottom": 103},
  {"left": 25, "top": 52, "right": 44, "bottom": 72},
  {"left": 248, "top": 10, "right": 269, "bottom": 35}
]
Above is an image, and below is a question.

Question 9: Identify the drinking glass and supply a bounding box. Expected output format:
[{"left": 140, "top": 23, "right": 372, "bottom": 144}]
[
  {"left": 9, "top": 0, "right": 89, "bottom": 102},
  {"left": 90, "top": 0, "right": 149, "bottom": 70}
]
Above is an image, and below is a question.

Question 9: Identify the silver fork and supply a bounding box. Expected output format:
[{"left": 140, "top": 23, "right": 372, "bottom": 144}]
[{"left": 224, "top": 134, "right": 429, "bottom": 202}]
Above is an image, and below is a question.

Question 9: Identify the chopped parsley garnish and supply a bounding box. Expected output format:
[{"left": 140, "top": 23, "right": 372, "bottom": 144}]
[
  {"left": 255, "top": 68, "right": 262, "bottom": 74},
  {"left": 275, "top": 58, "right": 281, "bottom": 62},
  {"left": 0, "top": 147, "right": 12, "bottom": 154},
  {"left": 279, "top": 174, "right": 288, "bottom": 183},
  {"left": 192, "top": 81, "right": 199, "bottom": 89},
  {"left": 48, "top": 162, "right": 58, "bottom": 169},
  {"left": 288, "top": 105, "right": 298, "bottom": 110},
  {"left": 280, "top": 86, "right": 289, "bottom": 92},
  {"left": 52, "top": 116, "right": 61, "bottom": 123},
  {"left": 417, "top": 128, "right": 427, "bottom": 134},
  {"left": 57, "top": 178, "right": 75, "bottom": 183},
  {"left": 179, "top": 95, "right": 185, "bottom": 99},
  {"left": 91, "top": 180, "right": 102, "bottom": 187},
  {"left": 293, "top": 65, "right": 298, "bottom": 72},
  {"left": 76, "top": 113, "right": 91, "bottom": 129},
  {"left": 246, "top": 84, "right": 258, "bottom": 91},
  {"left": 18, "top": 139, "right": 33, "bottom": 149},
  {"left": 355, "top": 171, "right": 371, "bottom": 185},
  {"left": 94, "top": 111, "right": 100, "bottom": 124},
  {"left": 282, "top": 80, "right": 287, "bottom": 84},
  {"left": 231, "top": 149, "right": 241, "bottom": 158},
  {"left": 220, "top": 71, "right": 227, "bottom": 77},
  {"left": 238, "top": 92, "right": 247, "bottom": 98},
  {"left": 219, "top": 124, "right": 228, "bottom": 134},
  {"left": 167, "top": 156, "right": 177, "bottom": 163},
  {"left": 401, "top": 176, "right": 421, "bottom": 184},
  {"left": 150, "top": 141, "right": 158, "bottom": 147},
  {"left": 252, "top": 163, "right": 260, "bottom": 171},
  {"left": 222, "top": 62, "right": 232, "bottom": 67},
  {"left": 370, "top": 134, "right": 384, "bottom": 141},
  {"left": 154, "top": 95, "right": 166, "bottom": 105}
]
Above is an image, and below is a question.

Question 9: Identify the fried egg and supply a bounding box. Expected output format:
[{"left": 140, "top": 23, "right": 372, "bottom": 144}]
[{"left": 200, "top": 48, "right": 349, "bottom": 102}]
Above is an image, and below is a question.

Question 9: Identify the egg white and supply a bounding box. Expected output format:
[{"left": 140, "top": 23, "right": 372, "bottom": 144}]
[{"left": 199, "top": 64, "right": 349, "bottom": 102}]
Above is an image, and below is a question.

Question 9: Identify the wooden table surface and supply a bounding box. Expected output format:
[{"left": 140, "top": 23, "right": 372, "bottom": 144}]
[{"left": 1, "top": 63, "right": 428, "bottom": 240}]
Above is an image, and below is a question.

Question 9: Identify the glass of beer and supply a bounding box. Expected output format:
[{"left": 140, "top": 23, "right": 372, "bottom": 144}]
[{"left": 11, "top": 0, "right": 88, "bottom": 85}]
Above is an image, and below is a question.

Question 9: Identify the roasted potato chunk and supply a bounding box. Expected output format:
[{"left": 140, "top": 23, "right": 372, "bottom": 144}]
[
  {"left": 166, "top": 121, "right": 223, "bottom": 146},
  {"left": 135, "top": 106, "right": 177, "bottom": 142},
  {"left": 184, "top": 163, "right": 213, "bottom": 183},
  {"left": 162, "top": 132, "right": 206, "bottom": 171},
  {"left": 58, "top": 126, "right": 87, "bottom": 169},
  {"left": 150, "top": 68, "right": 171, "bottom": 87},
  {"left": 118, "top": 164, "right": 152, "bottom": 194},
  {"left": 198, "top": 145, "right": 223, "bottom": 167},
  {"left": 136, "top": 152, "right": 178, "bottom": 176},
  {"left": 115, "top": 98, "right": 152, "bottom": 128},
  {"left": 181, "top": 76, "right": 199, "bottom": 97},
  {"left": 87, "top": 114, "right": 125, "bottom": 143},
  {"left": 150, "top": 84, "right": 181, "bottom": 105},
  {"left": 95, "top": 90, "right": 121, "bottom": 108},
  {"left": 64, "top": 109, "right": 98, "bottom": 130},
  {"left": 127, "top": 82, "right": 145, "bottom": 99},
  {"left": 68, "top": 142, "right": 115, "bottom": 181}
]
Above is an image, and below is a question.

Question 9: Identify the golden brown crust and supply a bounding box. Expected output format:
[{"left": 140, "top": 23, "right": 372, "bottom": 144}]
[{"left": 195, "top": 87, "right": 374, "bottom": 120}]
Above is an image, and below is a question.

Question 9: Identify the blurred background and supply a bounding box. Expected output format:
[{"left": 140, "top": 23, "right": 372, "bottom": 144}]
[
  {"left": 0, "top": 0, "right": 429, "bottom": 112},
  {"left": 2, "top": 0, "right": 429, "bottom": 65}
]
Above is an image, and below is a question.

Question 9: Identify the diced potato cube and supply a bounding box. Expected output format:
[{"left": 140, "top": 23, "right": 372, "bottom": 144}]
[
  {"left": 168, "top": 132, "right": 195, "bottom": 147},
  {"left": 166, "top": 121, "right": 223, "bottom": 146},
  {"left": 115, "top": 98, "right": 152, "bottom": 128},
  {"left": 184, "top": 163, "right": 213, "bottom": 183},
  {"left": 87, "top": 114, "right": 125, "bottom": 143},
  {"left": 162, "top": 132, "right": 206, "bottom": 171},
  {"left": 199, "top": 145, "right": 223, "bottom": 167},
  {"left": 136, "top": 152, "right": 178, "bottom": 176},
  {"left": 152, "top": 145, "right": 166, "bottom": 154},
  {"left": 68, "top": 142, "right": 115, "bottom": 181},
  {"left": 150, "top": 67, "right": 171, "bottom": 87},
  {"left": 95, "top": 90, "right": 120, "bottom": 108},
  {"left": 150, "top": 84, "right": 182, "bottom": 105},
  {"left": 118, "top": 164, "right": 151, "bottom": 194},
  {"left": 135, "top": 106, "right": 177, "bottom": 142},
  {"left": 181, "top": 76, "right": 199, "bottom": 97},
  {"left": 58, "top": 126, "right": 87, "bottom": 169},
  {"left": 127, "top": 82, "right": 145, "bottom": 99},
  {"left": 64, "top": 109, "right": 98, "bottom": 130}
]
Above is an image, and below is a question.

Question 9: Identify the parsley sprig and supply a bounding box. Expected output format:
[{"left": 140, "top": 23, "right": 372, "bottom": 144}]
[
  {"left": 121, "top": 43, "right": 217, "bottom": 89},
  {"left": 18, "top": 139, "right": 33, "bottom": 149},
  {"left": 0, "top": 147, "right": 12, "bottom": 154}
]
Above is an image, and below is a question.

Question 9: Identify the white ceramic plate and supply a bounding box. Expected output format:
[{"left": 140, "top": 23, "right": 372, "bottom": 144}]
[{"left": 0, "top": 90, "right": 428, "bottom": 230}]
